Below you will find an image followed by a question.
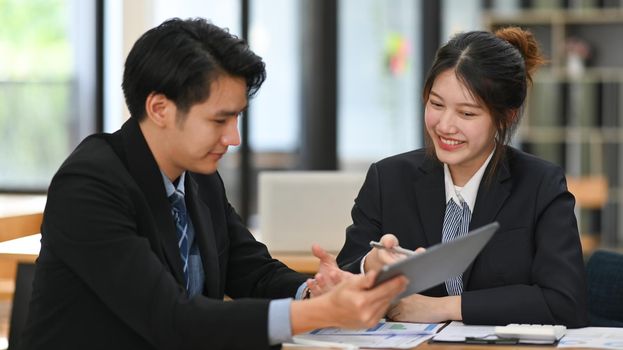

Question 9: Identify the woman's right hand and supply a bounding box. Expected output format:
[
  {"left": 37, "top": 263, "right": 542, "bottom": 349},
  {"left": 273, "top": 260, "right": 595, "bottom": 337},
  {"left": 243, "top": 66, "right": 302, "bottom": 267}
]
[{"left": 363, "top": 234, "right": 406, "bottom": 272}]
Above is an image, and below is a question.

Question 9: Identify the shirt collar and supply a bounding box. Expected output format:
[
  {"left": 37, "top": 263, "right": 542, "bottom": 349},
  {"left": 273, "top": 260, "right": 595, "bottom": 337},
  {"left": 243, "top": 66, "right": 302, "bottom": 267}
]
[
  {"left": 444, "top": 149, "right": 494, "bottom": 212},
  {"left": 161, "top": 171, "right": 186, "bottom": 198}
]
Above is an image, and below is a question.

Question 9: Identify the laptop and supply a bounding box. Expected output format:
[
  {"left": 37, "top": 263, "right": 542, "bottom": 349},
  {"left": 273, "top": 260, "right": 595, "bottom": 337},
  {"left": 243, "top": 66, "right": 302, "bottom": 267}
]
[{"left": 258, "top": 171, "right": 366, "bottom": 253}]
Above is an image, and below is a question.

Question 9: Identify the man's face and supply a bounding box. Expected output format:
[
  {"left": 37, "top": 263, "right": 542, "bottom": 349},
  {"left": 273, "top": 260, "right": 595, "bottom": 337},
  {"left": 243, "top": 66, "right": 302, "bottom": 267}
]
[{"left": 160, "top": 75, "right": 247, "bottom": 178}]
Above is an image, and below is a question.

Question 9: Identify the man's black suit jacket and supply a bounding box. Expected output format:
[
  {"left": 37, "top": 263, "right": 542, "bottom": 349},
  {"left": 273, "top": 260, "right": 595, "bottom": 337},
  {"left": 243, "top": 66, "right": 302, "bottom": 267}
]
[
  {"left": 21, "top": 118, "right": 306, "bottom": 350},
  {"left": 336, "top": 147, "right": 588, "bottom": 327}
]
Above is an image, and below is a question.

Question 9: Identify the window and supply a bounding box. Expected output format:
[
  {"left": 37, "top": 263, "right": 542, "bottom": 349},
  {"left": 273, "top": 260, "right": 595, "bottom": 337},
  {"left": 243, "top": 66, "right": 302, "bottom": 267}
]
[
  {"left": 442, "top": 0, "right": 483, "bottom": 41},
  {"left": 248, "top": 0, "right": 300, "bottom": 154},
  {"left": 0, "top": 0, "right": 97, "bottom": 191},
  {"left": 338, "top": 0, "right": 422, "bottom": 169}
]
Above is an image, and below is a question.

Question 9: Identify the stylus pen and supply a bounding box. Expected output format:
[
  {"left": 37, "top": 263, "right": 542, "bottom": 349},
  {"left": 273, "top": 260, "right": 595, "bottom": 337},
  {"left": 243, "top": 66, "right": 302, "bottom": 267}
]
[{"left": 369, "top": 241, "right": 416, "bottom": 256}]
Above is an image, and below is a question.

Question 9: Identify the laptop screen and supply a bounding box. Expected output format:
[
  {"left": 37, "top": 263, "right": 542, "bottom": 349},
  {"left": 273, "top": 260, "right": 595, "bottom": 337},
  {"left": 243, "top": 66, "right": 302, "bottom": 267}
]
[{"left": 258, "top": 171, "right": 365, "bottom": 254}]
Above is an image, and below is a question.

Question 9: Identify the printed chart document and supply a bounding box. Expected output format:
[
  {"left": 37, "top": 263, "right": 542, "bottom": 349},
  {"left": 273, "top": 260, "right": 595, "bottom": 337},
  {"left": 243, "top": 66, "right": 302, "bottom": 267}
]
[
  {"left": 558, "top": 327, "right": 623, "bottom": 349},
  {"left": 290, "top": 322, "right": 443, "bottom": 349}
]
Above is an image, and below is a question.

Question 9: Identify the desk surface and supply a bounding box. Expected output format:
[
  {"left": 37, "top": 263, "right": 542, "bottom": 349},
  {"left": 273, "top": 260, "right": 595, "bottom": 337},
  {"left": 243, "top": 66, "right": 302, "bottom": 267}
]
[
  {"left": 0, "top": 233, "right": 319, "bottom": 268},
  {"left": 271, "top": 253, "right": 319, "bottom": 274},
  {"left": 0, "top": 195, "right": 46, "bottom": 218},
  {"left": 283, "top": 341, "right": 597, "bottom": 350},
  {"left": 0, "top": 195, "right": 46, "bottom": 244}
]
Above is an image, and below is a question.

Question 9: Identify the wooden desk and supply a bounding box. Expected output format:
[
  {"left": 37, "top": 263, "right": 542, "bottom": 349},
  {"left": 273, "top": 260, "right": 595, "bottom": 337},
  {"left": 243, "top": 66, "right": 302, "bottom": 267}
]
[
  {"left": 0, "top": 197, "right": 45, "bottom": 299},
  {"left": 0, "top": 234, "right": 321, "bottom": 274},
  {"left": 415, "top": 343, "right": 593, "bottom": 350},
  {"left": 282, "top": 341, "right": 596, "bottom": 350},
  {"left": 272, "top": 253, "right": 319, "bottom": 275},
  {"left": 284, "top": 341, "right": 602, "bottom": 350}
]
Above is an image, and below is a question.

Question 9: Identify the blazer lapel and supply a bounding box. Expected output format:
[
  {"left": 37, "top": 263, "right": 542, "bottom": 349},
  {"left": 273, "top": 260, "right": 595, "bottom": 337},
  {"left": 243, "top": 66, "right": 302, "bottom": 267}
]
[
  {"left": 469, "top": 156, "right": 512, "bottom": 231},
  {"left": 117, "top": 118, "right": 187, "bottom": 286},
  {"left": 185, "top": 175, "right": 221, "bottom": 298},
  {"left": 414, "top": 157, "right": 446, "bottom": 246},
  {"left": 463, "top": 154, "right": 512, "bottom": 286}
]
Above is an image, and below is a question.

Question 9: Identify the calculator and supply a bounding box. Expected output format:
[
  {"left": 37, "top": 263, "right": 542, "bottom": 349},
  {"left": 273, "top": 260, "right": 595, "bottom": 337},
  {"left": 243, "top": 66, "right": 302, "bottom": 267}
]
[{"left": 494, "top": 324, "right": 567, "bottom": 342}]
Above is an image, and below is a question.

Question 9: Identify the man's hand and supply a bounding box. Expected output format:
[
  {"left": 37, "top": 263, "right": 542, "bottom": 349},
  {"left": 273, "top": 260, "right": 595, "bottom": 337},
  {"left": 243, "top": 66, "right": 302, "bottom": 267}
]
[
  {"left": 306, "top": 244, "right": 353, "bottom": 297},
  {"left": 321, "top": 271, "right": 407, "bottom": 329},
  {"left": 291, "top": 271, "right": 408, "bottom": 334}
]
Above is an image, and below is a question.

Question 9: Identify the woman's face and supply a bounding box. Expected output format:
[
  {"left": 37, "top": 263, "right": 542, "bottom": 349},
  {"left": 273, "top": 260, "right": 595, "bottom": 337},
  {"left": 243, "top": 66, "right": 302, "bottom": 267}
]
[{"left": 424, "top": 69, "right": 496, "bottom": 185}]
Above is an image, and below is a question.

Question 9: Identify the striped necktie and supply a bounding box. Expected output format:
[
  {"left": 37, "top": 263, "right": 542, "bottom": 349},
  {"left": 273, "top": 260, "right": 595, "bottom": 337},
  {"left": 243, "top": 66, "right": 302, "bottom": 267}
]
[
  {"left": 169, "top": 190, "right": 190, "bottom": 290},
  {"left": 441, "top": 196, "right": 471, "bottom": 295}
]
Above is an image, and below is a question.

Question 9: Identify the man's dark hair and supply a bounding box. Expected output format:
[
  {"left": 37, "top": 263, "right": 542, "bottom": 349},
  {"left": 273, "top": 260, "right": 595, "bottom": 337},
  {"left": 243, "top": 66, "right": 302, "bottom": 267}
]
[{"left": 122, "top": 17, "right": 266, "bottom": 120}]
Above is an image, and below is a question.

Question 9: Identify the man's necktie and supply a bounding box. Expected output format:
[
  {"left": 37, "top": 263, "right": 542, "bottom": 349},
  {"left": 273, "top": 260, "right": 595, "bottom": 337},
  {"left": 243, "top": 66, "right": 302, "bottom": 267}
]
[
  {"left": 169, "top": 190, "right": 190, "bottom": 290},
  {"left": 441, "top": 196, "right": 471, "bottom": 295}
]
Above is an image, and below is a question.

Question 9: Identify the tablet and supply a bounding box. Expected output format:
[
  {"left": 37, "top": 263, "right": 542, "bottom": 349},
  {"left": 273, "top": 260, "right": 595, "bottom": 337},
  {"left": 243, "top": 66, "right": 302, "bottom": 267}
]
[{"left": 374, "top": 222, "right": 499, "bottom": 299}]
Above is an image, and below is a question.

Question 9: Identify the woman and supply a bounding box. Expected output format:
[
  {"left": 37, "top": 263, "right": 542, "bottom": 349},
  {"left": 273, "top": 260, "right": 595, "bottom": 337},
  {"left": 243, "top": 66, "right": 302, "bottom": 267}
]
[{"left": 336, "top": 27, "right": 588, "bottom": 327}]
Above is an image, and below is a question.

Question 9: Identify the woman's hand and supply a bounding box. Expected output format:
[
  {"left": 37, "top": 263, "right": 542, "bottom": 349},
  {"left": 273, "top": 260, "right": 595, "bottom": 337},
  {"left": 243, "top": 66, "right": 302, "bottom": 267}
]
[
  {"left": 387, "top": 294, "right": 462, "bottom": 323},
  {"left": 364, "top": 234, "right": 425, "bottom": 272}
]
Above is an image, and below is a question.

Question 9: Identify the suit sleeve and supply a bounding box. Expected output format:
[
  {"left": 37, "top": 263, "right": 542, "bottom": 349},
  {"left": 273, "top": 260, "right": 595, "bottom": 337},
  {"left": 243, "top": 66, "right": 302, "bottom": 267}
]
[
  {"left": 42, "top": 155, "right": 279, "bottom": 349},
  {"left": 462, "top": 166, "right": 588, "bottom": 327},
  {"left": 336, "top": 163, "right": 384, "bottom": 273}
]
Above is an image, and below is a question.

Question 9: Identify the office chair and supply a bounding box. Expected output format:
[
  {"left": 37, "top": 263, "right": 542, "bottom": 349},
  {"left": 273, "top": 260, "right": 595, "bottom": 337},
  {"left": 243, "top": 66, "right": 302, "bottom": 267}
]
[
  {"left": 8, "top": 262, "right": 35, "bottom": 350},
  {"left": 0, "top": 212, "right": 42, "bottom": 349},
  {"left": 586, "top": 250, "right": 623, "bottom": 327}
]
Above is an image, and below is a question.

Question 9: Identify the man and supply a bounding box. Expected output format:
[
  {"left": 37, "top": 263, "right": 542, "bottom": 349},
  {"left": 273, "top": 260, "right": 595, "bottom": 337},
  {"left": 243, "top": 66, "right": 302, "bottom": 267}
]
[{"left": 20, "top": 18, "right": 406, "bottom": 350}]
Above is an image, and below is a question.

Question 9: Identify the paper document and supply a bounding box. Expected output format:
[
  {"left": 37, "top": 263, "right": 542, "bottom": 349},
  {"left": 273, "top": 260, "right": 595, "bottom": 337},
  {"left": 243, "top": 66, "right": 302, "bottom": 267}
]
[
  {"left": 432, "top": 321, "right": 555, "bottom": 345},
  {"left": 558, "top": 327, "right": 623, "bottom": 349},
  {"left": 434, "top": 322, "right": 623, "bottom": 348},
  {"left": 290, "top": 322, "right": 443, "bottom": 349},
  {"left": 432, "top": 321, "right": 495, "bottom": 342}
]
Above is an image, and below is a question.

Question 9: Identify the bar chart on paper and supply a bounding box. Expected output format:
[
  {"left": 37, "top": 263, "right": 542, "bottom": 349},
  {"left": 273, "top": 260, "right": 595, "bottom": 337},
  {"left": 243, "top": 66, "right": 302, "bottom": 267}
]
[{"left": 291, "top": 322, "right": 444, "bottom": 349}]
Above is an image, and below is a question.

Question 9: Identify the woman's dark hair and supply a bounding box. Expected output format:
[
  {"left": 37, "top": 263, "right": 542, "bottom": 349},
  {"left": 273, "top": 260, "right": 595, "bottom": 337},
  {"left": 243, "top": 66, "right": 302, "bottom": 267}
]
[
  {"left": 422, "top": 27, "right": 545, "bottom": 179},
  {"left": 122, "top": 18, "right": 266, "bottom": 120}
]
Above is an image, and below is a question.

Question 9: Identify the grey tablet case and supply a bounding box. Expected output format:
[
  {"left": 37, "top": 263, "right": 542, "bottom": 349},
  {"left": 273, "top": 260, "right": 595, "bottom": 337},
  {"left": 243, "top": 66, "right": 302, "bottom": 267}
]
[{"left": 374, "top": 221, "right": 499, "bottom": 299}]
